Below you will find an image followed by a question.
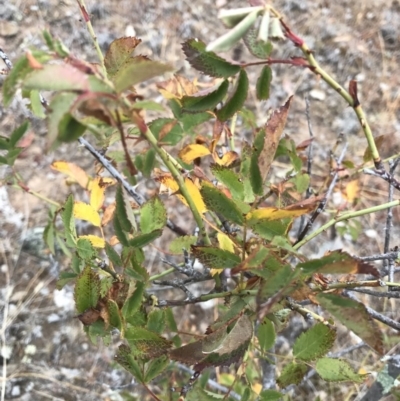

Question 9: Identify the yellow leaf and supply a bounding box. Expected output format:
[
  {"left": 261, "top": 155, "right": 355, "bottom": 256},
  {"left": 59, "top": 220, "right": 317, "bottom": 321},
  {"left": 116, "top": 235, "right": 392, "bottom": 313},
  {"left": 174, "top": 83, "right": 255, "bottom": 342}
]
[
  {"left": 215, "top": 150, "right": 239, "bottom": 166},
  {"left": 210, "top": 268, "right": 223, "bottom": 276},
  {"left": 247, "top": 207, "right": 309, "bottom": 221},
  {"left": 217, "top": 232, "right": 235, "bottom": 253},
  {"left": 178, "top": 144, "right": 211, "bottom": 164},
  {"left": 51, "top": 161, "right": 91, "bottom": 189},
  {"left": 344, "top": 179, "right": 360, "bottom": 203},
  {"left": 155, "top": 172, "right": 207, "bottom": 213},
  {"left": 74, "top": 201, "right": 101, "bottom": 227},
  {"left": 109, "top": 236, "right": 119, "bottom": 246},
  {"left": 79, "top": 235, "right": 105, "bottom": 248},
  {"left": 90, "top": 177, "right": 106, "bottom": 211}
]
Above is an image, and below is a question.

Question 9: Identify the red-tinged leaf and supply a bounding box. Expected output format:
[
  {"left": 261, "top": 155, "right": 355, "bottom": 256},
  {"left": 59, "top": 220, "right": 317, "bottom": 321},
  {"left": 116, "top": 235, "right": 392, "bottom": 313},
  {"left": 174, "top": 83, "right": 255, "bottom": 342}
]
[
  {"left": 182, "top": 38, "right": 241, "bottom": 78},
  {"left": 23, "top": 64, "right": 90, "bottom": 92},
  {"left": 104, "top": 37, "right": 142, "bottom": 77},
  {"left": 256, "top": 96, "right": 293, "bottom": 183},
  {"left": 216, "top": 69, "right": 249, "bottom": 121},
  {"left": 290, "top": 57, "right": 309, "bottom": 67},
  {"left": 316, "top": 293, "right": 384, "bottom": 354},
  {"left": 296, "top": 137, "right": 314, "bottom": 150},
  {"left": 349, "top": 79, "right": 360, "bottom": 107},
  {"left": 298, "top": 250, "right": 379, "bottom": 277}
]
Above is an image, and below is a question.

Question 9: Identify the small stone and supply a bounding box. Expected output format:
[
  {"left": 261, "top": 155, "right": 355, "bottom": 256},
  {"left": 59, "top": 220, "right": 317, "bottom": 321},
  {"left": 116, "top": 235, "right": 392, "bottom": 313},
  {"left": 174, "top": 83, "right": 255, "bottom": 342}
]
[{"left": 309, "top": 89, "right": 326, "bottom": 101}]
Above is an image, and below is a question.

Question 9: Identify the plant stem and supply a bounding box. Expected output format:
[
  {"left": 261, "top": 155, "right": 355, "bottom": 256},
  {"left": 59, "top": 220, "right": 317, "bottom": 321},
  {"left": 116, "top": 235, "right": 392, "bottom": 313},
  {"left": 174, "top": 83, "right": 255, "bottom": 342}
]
[
  {"left": 149, "top": 267, "right": 176, "bottom": 281},
  {"left": 293, "top": 199, "right": 400, "bottom": 250},
  {"left": 76, "top": 0, "right": 107, "bottom": 77}
]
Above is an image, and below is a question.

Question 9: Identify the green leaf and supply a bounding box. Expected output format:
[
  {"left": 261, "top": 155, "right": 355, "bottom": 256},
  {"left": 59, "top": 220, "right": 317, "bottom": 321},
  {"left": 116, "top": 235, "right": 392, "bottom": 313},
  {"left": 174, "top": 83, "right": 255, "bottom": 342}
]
[
  {"left": 105, "top": 242, "right": 122, "bottom": 267},
  {"left": 125, "top": 326, "right": 172, "bottom": 358},
  {"left": 216, "top": 69, "right": 249, "bottom": 121},
  {"left": 9, "top": 121, "right": 29, "bottom": 148},
  {"left": 113, "top": 212, "right": 129, "bottom": 246},
  {"left": 113, "top": 57, "right": 173, "bottom": 93},
  {"left": 259, "top": 390, "right": 284, "bottom": 401},
  {"left": 122, "top": 281, "right": 145, "bottom": 319},
  {"left": 182, "top": 39, "right": 241, "bottom": 78},
  {"left": 144, "top": 355, "right": 169, "bottom": 383},
  {"left": 200, "top": 183, "right": 244, "bottom": 225},
  {"left": 129, "top": 229, "right": 163, "bottom": 248},
  {"left": 115, "top": 185, "right": 134, "bottom": 232},
  {"left": 107, "top": 299, "right": 122, "bottom": 330},
  {"left": 56, "top": 271, "right": 78, "bottom": 290},
  {"left": 293, "top": 323, "right": 336, "bottom": 362},
  {"left": 115, "top": 344, "right": 144, "bottom": 382},
  {"left": 290, "top": 172, "right": 310, "bottom": 193},
  {"left": 316, "top": 293, "right": 383, "bottom": 354},
  {"left": 208, "top": 298, "right": 248, "bottom": 333},
  {"left": 257, "top": 317, "right": 276, "bottom": 353},
  {"left": 277, "top": 362, "right": 308, "bottom": 387},
  {"left": 47, "top": 92, "right": 78, "bottom": 148},
  {"left": 76, "top": 238, "right": 96, "bottom": 260},
  {"left": 149, "top": 118, "right": 184, "bottom": 145},
  {"left": 210, "top": 164, "right": 244, "bottom": 201},
  {"left": 74, "top": 265, "right": 100, "bottom": 313},
  {"left": 181, "top": 80, "right": 229, "bottom": 113},
  {"left": 191, "top": 246, "right": 241, "bottom": 269},
  {"left": 315, "top": 358, "right": 366, "bottom": 383},
  {"left": 57, "top": 113, "right": 87, "bottom": 143},
  {"left": 207, "top": 10, "right": 260, "bottom": 53},
  {"left": 243, "top": 27, "right": 273, "bottom": 59},
  {"left": 140, "top": 196, "right": 167, "bottom": 234},
  {"left": 3, "top": 51, "right": 51, "bottom": 106},
  {"left": 104, "top": 37, "right": 142, "bottom": 77},
  {"left": 30, "top": 90, "right": 46, "bottom": 118},
  {"left": 248, "top": 218, "right": 292, "bottom": 241},
  {"left": 169, "top": 235, "right": 197, "bottom": 254},
  {"left": 256, "top": 66, "right": 272, "bottom": 100},
  {"left": 61, "top": 194, "right": 77, "bottom": 247},
  {"left": 240, "top": 144, "right": 255, "bottom": 202},
  {"left": 147, "top": 309, "right": 165, "bottom": 334}
]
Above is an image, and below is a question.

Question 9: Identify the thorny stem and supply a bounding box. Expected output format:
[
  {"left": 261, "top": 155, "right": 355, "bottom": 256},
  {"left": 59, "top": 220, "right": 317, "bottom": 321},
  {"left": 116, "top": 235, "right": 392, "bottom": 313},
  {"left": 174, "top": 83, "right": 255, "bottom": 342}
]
[{"left": 293, "top": 199, "right": 400, "bottom": 250}]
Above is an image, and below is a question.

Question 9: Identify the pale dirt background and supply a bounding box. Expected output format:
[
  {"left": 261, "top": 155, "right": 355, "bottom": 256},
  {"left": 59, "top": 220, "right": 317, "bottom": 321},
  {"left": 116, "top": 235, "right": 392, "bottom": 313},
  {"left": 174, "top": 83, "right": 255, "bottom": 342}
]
[{"left": 1, "top": 0, "right": 400, "bottom": 400}]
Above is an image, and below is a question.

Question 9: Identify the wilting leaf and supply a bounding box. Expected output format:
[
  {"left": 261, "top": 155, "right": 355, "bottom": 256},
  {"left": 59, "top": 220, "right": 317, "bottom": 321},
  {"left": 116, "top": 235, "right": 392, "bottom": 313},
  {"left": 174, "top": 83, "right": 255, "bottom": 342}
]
[
  {"left": 169, "top": 315, "right": 253, "bottom": 371},
  {"left": 200, "top": 182, "right": 244, "bottom": 225},
  {"left": 207, "top": 10, "right": 260, "bottom": 53},
  {"left": 113, "top": 56, "right": 173, "bottom": 93},
  {"left": 181, "top": 80, "right": 229, "bottom": 113},
  {"left": 73, "top": 201, "right": 101, "bottom": 227},
  {"left": 253, "top": 96, "right": 293, "bottom": 186},
  {"left": 115, "top": 344, "right": 144, "bottom": 382},
  {"left": 125, "top": 326, "right": 172, "bottom": 358},
  {"left": 169, "top": 235, "right": 197, "bottom": 254},
  {"left": 179, "top": 143, "right": 211, "bottom": 163},
  {"left": 51, "top": 161, "right": 91, "bottom": 189},
  {"left": 74, "top": 265, "right": 101, "bottom": 313},
  {"left": 157, "top": 75, "right": 198, "bottom": 99},
  {"left": 277, "top": 362, "right": 308, "bottom": 387},
  {"left": 218, "top": 6, "right": 264, "bottom": 28},
  {"left": 315, "top": 358, "right": 366, "bottom": 383},
  {"left": 104, "top": 37, "right": 142, "bottom": 77},
  {"left": 140, "top": 196, "right": 167, "bottom": 234},
  {"left": 298, "top": 250, "right": 379, "bottom": 277},
  {"left": 293, "top": 323, "right": 336, "bottom": 362},
  {"left": 316, "top": 293, "right": 383, "bottom": 354},
  {"left": 256, "top": 66, "right": 272, "bottom": 100},
  {"left": 150, "top": 117, "right": 184, "bottom": 145},
  {"left": 247, "top": 206, "right": 309, "bottom": 222},
  {"left": 216, "top": 69, "right": 249, "bottom": 121},
  {"left": 192, "top": 246, "right": 241, "bottom": 269},
  {"left": 182, "top": 38, "right": 241, "bottom": 78}
]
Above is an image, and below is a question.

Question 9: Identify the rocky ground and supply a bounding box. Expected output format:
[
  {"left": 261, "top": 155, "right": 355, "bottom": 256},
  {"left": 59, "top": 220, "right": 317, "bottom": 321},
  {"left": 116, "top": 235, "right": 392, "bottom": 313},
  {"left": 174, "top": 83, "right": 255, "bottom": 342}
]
[{"left": 1, "top": 0, "right": 400, "bottom": 400}]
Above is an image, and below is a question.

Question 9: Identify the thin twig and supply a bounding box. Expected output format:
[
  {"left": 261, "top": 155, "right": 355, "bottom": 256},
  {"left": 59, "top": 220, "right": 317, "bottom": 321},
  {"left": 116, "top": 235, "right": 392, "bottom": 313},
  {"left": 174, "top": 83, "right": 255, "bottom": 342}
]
[
  {"left": 363, "top": 167, "right": 400, "bottom": 191},
  {"left": 78, "top": 137, "right": 187, "bottom": 236},
  {"left": 0, "top": 48, "right": 12, "bottom": 70},
  {"left": 295, "top": 140, "right": 348, "bottom": 244},
  {"left": 359, "top": 251, "right": 400, "bottom": 262},
  {"left": 349, "top": 288, "right": 400, "bottom": 298}
]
